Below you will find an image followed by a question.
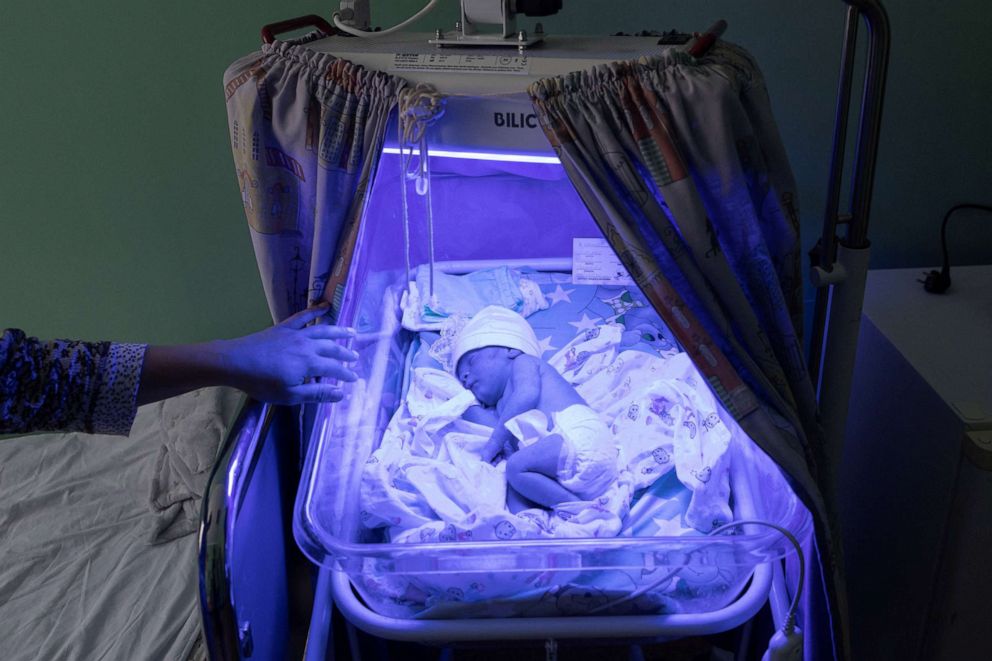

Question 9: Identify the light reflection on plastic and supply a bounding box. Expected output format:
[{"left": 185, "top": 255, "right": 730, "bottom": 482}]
[
  {"left": 227, "top": 454, "right": 239, "bottom": 499},
  {"left": 381, "top": 147, "right": 560, "bottom": 164}
]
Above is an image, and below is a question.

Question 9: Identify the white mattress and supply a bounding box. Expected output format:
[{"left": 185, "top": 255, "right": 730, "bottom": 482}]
[{"left": 0, "top": 387, "right": 242, "bottom": 661}]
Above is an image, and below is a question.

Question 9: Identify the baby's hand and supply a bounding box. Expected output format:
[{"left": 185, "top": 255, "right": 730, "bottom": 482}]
[{"left": 480, "top": 436, "right": 504, "bottom": 465}]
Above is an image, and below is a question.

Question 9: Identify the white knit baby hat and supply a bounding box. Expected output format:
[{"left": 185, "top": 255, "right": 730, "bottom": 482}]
[{"left": 451, "top": 305, "right": 541, "bottom": 372}]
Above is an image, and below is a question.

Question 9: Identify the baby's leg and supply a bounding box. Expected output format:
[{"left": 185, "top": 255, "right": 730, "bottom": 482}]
[
  {"left": 506, "top": 487, "right": 539, "bottom": 514},
  {"left": 505, "top": 434, "right": 578, "bottom": 509}
]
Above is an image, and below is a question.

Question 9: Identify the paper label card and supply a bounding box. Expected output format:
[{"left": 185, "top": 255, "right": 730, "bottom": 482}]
[{"left": 572, "top": 238, "right": 634, "bottom": 285}]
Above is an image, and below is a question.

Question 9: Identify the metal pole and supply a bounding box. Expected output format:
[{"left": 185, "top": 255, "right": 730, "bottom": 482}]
[
  {"left": 809, "top": 5, "right": 861, "bottom": 386},
  {"left": 845, "top": 0, "right": 891, "bottom": 248},
  {"left": 810, "top": 0, "right": 891, "bottom": 492}
]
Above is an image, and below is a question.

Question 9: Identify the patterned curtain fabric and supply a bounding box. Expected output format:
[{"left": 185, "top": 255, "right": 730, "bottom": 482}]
[
  {"left": 529, "top": 44, "right": 844, "bottom": 659},
  {"left": 224, "top": 37, "right": 406, "bottom": 322}
]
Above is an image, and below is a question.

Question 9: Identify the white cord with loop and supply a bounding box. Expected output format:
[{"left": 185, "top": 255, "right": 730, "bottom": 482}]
[
  {"left": 397, "top": 84, "right": 445, "bottom": 300},
  {"left": 332, "top": 0, "right": 442, "bottom": 38},
  {"left": 585, "top": 518, "right": 805, "bottom": 636},
  {"left": 398, "top": 113, "right": 412, "bottom": 288}
]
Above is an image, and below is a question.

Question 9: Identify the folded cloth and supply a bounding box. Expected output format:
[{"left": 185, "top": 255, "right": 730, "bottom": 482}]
[
  {"left": 146, "top": 387, "right": 243, "bottom": 544},
  {"left": 401, "top": 265, "right": 547, "bottom": 331}
]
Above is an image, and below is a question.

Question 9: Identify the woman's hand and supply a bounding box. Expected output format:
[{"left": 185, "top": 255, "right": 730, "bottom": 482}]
[
  {"left": 137, "top": 303, "right": 360, "bottom": 406},
  {"left": 218, "top": 303, "right": 359, "bottom": 404}
]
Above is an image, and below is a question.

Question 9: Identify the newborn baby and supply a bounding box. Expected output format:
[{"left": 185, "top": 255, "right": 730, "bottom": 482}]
[{"left": 453, "top": 306, "right": 618, "bottom": 512}]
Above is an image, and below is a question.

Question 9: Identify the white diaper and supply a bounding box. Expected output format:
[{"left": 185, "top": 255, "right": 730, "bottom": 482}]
[{"left": 552, "top": 404, "right": 618, "bottom": 501}]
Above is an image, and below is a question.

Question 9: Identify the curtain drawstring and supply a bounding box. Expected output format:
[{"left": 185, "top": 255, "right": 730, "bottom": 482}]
[
  {"left": 397, "top": 84, "right": 445, "bottom": 299},
  {"left": 398, "top": 118, "right": 412, "bottom": 288}
]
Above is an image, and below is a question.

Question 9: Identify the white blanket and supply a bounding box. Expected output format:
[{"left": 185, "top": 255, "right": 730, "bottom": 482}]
[{"left": 360, "top": 325, "right": 733, "bottom": 546}]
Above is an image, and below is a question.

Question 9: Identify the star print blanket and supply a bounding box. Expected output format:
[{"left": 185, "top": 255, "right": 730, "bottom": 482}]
[{"left": 361, "top": 304, "right": 735, "bottom": 546}]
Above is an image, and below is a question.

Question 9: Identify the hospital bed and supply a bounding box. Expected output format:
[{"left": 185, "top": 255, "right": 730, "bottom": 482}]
[
  {"left": 200, "top": 1, "right": 890, "bottom": 659},
  {"left": 0, "top": 387, "right": 242, "bottom": 661}
]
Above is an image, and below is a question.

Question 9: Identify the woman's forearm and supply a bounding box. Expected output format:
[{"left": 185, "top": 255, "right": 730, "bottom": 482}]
[{"left": 136, "top": 341, "right": 232, "bottom": 405}]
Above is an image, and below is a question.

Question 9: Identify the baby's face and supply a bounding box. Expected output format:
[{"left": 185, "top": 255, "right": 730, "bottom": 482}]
[{"left": 456, "top": 346, "right": 514, "bottom": 407}]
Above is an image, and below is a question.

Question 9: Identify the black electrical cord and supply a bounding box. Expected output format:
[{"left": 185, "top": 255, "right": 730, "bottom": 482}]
[{"left": 920, "top": 203, "right": 992, "bottom": 294}]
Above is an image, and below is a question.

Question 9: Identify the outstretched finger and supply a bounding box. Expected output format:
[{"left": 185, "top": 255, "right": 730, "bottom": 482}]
[
  {"left": 304, "top": 324, "right": 357, "bottom": 341},
  {"left": 287, "top": 382, "right": 345, "bottom": 403},
  {"left": 308, "top": 358, "right": 360, "bottom": 382},
  {"left": 313, "top": 341, "right": 360, "bottom": 362},
  {"left": 281, "top": 303, "right": 331, "bottom": 330}
]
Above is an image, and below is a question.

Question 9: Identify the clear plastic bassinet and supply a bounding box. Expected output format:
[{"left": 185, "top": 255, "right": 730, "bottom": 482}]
[{"left": 293, "top": 95, "right": 812, "bottom": 635}]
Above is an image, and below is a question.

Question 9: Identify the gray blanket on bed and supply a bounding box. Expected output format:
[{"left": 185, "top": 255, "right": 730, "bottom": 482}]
[
  {"left": 146, "top": 389, "right": 242, "bottom": 544},
  {"left": 0, "top": 387, "right": 242, "bottom": 661}
]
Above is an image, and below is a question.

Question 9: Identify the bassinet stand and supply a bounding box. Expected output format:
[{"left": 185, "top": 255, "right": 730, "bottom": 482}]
[{"left": 198, "top": 1, "right": 890, "bottom": 659}]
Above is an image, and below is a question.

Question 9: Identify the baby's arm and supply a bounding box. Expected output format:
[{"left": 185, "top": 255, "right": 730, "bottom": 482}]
[
  {"left": 482, "top": 356, "right": 542, "bottom": 463},
  {"left": 462, "top": 404, "right": 499, "bottom": 427}
]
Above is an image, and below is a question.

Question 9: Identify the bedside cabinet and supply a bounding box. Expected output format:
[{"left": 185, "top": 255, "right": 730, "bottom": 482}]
[{"left": 839, "top": 265, "right": 992, "bottom": 660}]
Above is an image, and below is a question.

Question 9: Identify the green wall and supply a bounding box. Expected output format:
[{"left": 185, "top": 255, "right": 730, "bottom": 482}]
[{"left": 2, "top": 1, "right": 990, "bottom": 345}]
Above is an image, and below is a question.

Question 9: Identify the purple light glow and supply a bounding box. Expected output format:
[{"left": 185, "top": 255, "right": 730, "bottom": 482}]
[{"left": 381, "top": 146, "right": 561, "bottom": 164}]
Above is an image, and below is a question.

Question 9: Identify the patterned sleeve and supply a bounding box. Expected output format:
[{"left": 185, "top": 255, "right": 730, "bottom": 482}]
[{"left": 0, "top": 329, "right": 147, "bottom": 436}]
